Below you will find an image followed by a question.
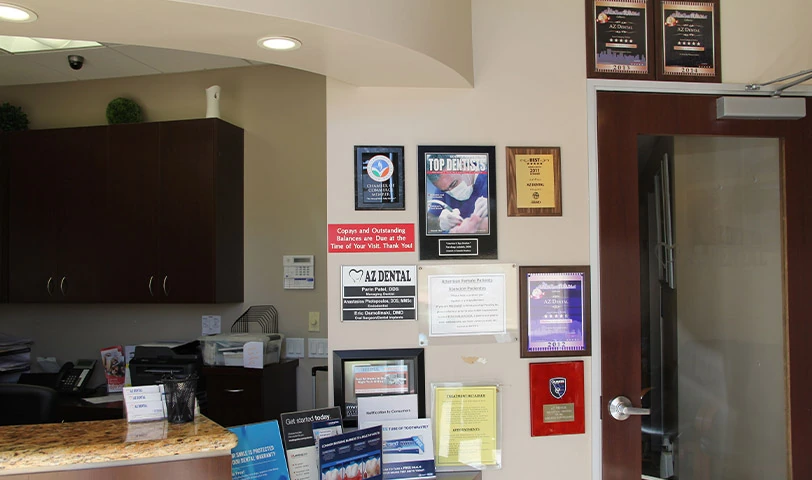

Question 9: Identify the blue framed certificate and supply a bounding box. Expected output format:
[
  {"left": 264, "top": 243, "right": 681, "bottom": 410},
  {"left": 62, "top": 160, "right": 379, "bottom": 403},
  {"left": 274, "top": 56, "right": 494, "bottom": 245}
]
[{"left": 519, "top": 266, "right": 591, "bottom": 357}]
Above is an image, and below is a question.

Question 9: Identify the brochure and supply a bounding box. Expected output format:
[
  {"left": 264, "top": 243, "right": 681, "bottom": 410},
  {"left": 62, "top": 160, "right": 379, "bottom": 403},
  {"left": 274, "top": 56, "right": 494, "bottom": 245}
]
[
  {"left": 360, "top": 419, "right": 435, "bottom": 480},
  {"left": 228, "top": 420, "right": 290, "bottom": 480},
  {"left": 319, "top": 426, "right": 383, "bottom": 480},
  {"left": 100, "top": 345, "right": 126, "bottom": 393},
  {"left": 279, "top": 407, "right": 342, "bottom": 480}
]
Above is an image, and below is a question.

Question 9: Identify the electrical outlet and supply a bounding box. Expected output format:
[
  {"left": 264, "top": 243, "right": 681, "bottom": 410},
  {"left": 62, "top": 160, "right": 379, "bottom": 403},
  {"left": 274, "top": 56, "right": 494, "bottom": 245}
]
[
  {"left": 286, "top": 338, "right": 305, "bottom": 358},
  {"left": 308, "top": 338, "right": 328, "bottom": 358},
  {"left": 308, "top": 312, "right": 320, "bottom": 332}
]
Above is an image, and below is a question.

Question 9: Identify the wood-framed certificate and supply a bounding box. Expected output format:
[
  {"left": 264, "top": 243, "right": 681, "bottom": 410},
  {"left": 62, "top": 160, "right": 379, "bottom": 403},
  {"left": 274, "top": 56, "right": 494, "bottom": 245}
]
[
  {"left": 586, "top": 0, "right": 655, "bottom": 80},
  {"left": 506, "top": 146, "right": 562, "bottom": 217},
  {"left": 656, "top": 0, "right": 721, "bottom": 82}
]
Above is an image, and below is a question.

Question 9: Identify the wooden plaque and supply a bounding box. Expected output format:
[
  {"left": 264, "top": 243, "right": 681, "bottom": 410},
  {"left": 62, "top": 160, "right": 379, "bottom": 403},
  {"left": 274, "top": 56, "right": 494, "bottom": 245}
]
[{"left": 506, "top": 146, "right": 562, "bottom": 217}]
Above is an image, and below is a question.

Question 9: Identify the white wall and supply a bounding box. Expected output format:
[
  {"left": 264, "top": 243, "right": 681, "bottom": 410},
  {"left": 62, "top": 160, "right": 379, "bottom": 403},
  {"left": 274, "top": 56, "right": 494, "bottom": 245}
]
[{"left": 326, "top": 1, "right": 812, "bottom": 479}]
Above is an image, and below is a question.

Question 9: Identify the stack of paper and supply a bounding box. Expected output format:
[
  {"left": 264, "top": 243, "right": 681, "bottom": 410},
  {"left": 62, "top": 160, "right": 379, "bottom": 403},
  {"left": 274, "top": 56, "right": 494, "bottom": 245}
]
[{"left": 0, "top": 333, "right": 33, "bottom": 383}]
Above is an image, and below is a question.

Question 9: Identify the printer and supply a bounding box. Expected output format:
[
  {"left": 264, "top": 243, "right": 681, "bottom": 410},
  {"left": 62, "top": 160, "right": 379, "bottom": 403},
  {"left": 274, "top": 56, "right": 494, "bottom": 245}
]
[{"left": 129, "top": 340, "right": 201, "bottom": 386}]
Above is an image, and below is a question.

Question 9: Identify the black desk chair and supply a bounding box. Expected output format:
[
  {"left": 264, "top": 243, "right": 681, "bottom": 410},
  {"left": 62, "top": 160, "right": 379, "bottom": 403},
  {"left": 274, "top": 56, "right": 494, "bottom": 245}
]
[{"left": 0, "top": 384, "right": 60, "bottom": 426}]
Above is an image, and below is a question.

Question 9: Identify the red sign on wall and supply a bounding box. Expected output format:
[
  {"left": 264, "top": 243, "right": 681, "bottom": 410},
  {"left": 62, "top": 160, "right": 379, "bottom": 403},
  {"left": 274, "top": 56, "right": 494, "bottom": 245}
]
[
  {"left": 328, "top": 223, "right": 415, "bottom": 253},
  {"left": 529, "top": 361, "right": 585, "bottom": 436}
]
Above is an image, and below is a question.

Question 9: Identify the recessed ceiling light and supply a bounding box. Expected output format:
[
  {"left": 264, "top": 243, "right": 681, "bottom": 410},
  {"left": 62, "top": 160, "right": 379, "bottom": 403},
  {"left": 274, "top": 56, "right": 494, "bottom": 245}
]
[
  {"left": 257, "top": 36, "right": 301, "bottom": 51},
  {"left": 0, "top": 35, "right": 101, "bottom": 53},
  {"left": 0, "top": 3, "right": 37, "bottom": 23}
]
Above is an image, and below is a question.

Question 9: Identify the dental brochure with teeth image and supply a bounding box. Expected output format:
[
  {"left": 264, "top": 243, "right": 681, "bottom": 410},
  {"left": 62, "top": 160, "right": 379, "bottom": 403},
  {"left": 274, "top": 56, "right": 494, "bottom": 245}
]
[
  {"left": 280, "top": 407, "right": 343, "bottom": 480},
  {"left": 360, "top": 419, "right": 435, "bottom": 480},
  {"left": 319, "top": 425, "right": 383, "bottom": 480}
]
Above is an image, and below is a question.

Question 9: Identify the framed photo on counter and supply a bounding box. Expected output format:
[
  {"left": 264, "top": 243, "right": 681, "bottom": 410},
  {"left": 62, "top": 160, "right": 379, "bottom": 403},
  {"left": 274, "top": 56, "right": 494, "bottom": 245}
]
[{"left": 332, "top": 348, "right": 425, "bottom": 428}]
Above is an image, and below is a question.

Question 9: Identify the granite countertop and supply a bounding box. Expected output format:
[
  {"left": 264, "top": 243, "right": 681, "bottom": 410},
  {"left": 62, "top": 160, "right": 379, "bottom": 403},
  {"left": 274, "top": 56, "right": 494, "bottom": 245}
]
[{"left": 0, "top": 415, "right": 237, "bottom": 474}]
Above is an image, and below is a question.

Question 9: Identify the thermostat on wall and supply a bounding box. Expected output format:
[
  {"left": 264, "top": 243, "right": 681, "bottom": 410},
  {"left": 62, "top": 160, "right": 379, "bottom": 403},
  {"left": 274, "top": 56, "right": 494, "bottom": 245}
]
[{"left": 283, "top": 255, "right": 315, "bottom": 289}]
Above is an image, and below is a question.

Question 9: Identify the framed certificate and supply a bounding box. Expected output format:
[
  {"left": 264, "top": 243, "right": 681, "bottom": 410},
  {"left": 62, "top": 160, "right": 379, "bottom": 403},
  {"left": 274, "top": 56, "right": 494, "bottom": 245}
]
[
  {"left": 418, "top": 145, "right": 497, "bottom": 260},
  {"left": 355, "top": 146, "right": 405, "bottom": 210},
  {"left": 333, "top": 348, "right": 425, "bottom": 428},
  {"left": 506, "top": 146, "right": 562, "bottom": 217},
  {"left": 519, "top": 265, "right": 592, "bottom": 357},
  {"left": 586, "top": 0, "right": 655, "bottom": 80},
  {"left": 655, "top": 0, "right": 721, "bottom": 82}
]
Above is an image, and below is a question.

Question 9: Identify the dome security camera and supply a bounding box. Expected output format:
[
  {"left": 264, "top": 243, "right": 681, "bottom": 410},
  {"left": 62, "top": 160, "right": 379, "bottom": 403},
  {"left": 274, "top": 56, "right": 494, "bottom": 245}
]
[{"left": 67, "top": 55, "right": 84, "bottom": 70}]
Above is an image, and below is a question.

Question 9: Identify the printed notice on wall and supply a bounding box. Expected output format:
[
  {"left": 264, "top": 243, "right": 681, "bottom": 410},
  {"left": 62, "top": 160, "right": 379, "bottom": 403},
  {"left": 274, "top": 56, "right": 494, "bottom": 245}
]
[
  {"left": 329, "top": 224, "right": 415, "bottom": 253},
  {"left": 342, "top": 266, "right": 417, "bottom": 322},
  {"left": 427, "top": 273, "right": 506, "bottom": 337}
]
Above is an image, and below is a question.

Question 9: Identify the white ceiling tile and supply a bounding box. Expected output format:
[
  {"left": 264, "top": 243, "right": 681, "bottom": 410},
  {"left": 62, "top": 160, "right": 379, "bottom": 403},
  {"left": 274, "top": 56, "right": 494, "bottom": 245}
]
[
  {"left": 22, "top": 46, "right": 161, "bottom": 81},
  {"left": 110, "top": 45, "right": 252, "bottom": 73},
  {"left": 0, "top": 55, "right": 74, "bottom": 86}
]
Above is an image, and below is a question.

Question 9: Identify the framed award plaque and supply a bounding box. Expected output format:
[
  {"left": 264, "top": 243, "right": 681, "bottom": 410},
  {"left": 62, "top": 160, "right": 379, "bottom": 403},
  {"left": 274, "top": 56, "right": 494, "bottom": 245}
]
[
  {"left": 519, "top": 265, "right": 592, "bottom": 357},
  {"left": 586, "top": 0, "right": 655, "bottom": 80},
  {"left": 355, "top": 145, "right": 405, "bottom": 210},
  {"left": 506, "top": 146, "right": 562, "bottom": 217},
  {"left": 655, "top": 0, "right": 721, "bottom": 82}
]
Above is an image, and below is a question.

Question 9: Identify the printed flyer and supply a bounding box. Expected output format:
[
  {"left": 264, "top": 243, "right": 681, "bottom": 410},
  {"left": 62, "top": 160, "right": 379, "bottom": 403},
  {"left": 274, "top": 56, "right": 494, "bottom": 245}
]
[
  {"left": 100, "top": 345, "right": 126, "bottom": 393},
  {"left": 319, "top": 426, "right": 383, "bottom": 480},
  {"left": 228, "top": 420, "right": 290, "bottom": 480},
  {"left": 280, "top": 407, "right": 343, "bottom": 480},
  {"left": 433, "top": 385, "right": 500, "bottom": 469},
  {"left": 360, "top": 419, "right": 435, "bottom": 480}
]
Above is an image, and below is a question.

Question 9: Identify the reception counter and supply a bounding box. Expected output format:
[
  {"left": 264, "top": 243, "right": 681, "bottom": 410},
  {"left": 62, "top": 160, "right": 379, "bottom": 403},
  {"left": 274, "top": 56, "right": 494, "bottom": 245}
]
[{"left": 0, "top": 415, "right": 237, "bottom": 478}]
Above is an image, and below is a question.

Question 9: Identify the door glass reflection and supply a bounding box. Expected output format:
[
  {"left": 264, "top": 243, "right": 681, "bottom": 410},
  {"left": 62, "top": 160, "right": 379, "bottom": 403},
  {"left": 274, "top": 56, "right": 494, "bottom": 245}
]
[{"left": 640, "top": 136, "right": 786, "bottom": 480}]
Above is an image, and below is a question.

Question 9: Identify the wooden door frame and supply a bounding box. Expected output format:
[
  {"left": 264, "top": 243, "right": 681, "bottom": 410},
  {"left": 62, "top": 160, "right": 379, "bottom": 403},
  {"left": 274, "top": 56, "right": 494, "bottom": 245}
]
[{"left": 587, "top": 80, "right": 812, "bottom": 480}]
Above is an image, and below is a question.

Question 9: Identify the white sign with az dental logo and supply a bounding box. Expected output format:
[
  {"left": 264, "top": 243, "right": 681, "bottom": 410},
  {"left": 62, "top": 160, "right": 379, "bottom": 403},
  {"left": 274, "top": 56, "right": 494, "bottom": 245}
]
[{"left": 341, "top": 265, "right": 417, "bottom": 322}]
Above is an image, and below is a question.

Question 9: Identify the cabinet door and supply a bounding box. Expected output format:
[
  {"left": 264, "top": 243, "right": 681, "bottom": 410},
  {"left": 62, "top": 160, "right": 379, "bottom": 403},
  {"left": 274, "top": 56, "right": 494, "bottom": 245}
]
[
  {"left": 0, "top": 133, "right": 7, "bottom": 302},
  {"left": 8, "top": 130, "right": 62, "bottom": 302},
  {"left": 205, "top": 369, "right": 263, "bottom": 427},
  {"left": 104, "top": 123, "right": 161, "bottom": 302},
  {"left": 56, "top": 127, "right": 107, "bottom": 302},
  {"left": 158, "top": 120, "right": 216, "bottom": 302}
]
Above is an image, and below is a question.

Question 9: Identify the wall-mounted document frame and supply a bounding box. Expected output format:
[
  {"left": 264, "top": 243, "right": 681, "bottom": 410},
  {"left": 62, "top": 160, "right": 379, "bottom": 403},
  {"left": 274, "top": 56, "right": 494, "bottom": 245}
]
[
  {"left": 585, "top": 0, "right": 656, "bottom": 80},
  {"left": 417, "top": 263, "right": 518, "bottom": 346},
  {"left": 355, "top": 145, "right": 405, "bottom": 210},
  {"left": 519, "top": 265, "right": 592, "bottom": 357},
  {"left": 417, "top": 145, "right": 498, "bottom": 260},
  {"left": 655, "top": 0, "right": 721, "bottom": 83},
  {"left": 506, "top": 146, "right": 562, "bottom": 217},
  {"left": 333, "top": 348, "right": 426, "bottom": 429},
  {"left": 431, "top": 382, "right": 502, "bottom": 471}
]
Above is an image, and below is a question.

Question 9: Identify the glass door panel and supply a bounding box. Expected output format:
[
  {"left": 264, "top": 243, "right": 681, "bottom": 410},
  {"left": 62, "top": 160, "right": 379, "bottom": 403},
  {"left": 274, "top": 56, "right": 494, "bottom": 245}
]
[{"left": 641, "top": 136, "right": 786, "bottom": 480}]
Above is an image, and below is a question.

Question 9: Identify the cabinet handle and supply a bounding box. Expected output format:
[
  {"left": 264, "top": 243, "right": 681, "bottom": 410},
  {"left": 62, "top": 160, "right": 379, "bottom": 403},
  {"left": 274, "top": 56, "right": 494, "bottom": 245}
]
[
  {"left": 59, "top": 276, "right": 67, "bottom": 296},
  {"left": 224, "top": 389, "right": 244, "bottom": 393},
  {"left": 163, "top": 275, "right": 169, "bottom": 296},
  {"left": 148, "top": 276, "right": 154, "bottom": 297},
  {"left": 46, "top": 277, "right": 53, "bottom": 296}
]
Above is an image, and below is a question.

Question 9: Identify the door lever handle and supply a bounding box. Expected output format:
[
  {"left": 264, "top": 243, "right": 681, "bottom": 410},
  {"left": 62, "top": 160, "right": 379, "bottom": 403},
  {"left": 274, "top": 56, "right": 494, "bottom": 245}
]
[{"left": 608, "top": 395, "right": 651, "bottom": 421}]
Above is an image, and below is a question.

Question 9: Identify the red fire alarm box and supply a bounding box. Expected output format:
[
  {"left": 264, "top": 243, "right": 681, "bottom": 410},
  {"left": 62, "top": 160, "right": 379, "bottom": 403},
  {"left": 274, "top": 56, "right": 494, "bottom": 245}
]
[{"left": 529, "top": 361, "right": 585, "bottom": 436}]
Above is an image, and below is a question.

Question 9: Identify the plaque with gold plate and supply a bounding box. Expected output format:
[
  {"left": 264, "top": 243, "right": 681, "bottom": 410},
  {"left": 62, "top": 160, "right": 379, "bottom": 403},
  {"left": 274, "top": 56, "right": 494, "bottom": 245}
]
[
  {"left": 506, "top": 146, "right": 562, "bottom": 217},
  {"left": 529, "top": 361, "right": 585, "bottom": 436}
]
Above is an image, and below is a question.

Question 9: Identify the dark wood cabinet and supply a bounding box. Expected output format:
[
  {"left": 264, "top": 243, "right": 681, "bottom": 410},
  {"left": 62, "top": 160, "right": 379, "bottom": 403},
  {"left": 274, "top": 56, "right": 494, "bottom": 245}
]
[
  {"left": 0, "top": 133, "right": 7, "bottom": 302},
  {"left": 204, "top": 360, "right": 299, "bottom": 427},
  {"left": 8, "top": 127, "right": 107, "bottom": 302},
  {"left": 6, "top": 118, "right": 243, "bottom": 303}
]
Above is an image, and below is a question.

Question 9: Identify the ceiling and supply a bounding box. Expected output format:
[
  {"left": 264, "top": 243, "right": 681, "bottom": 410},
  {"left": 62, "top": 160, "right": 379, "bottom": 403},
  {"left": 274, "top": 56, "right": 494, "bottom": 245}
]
[
  {"left": 0, "top": 0, "right": 474, "bottom": 88},
  {"left": 0, "top": 43, "right": 265, "bottom": 86}
]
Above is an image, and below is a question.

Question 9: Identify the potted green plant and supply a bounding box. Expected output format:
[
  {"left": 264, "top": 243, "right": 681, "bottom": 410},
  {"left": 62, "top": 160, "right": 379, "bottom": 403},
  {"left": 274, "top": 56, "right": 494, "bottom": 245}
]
[
  {"left": 106, "top": 97, "right": 143, "bottom": 125},
  {"left": 0, "top": 102, "right": 29, "bottom": 132}
]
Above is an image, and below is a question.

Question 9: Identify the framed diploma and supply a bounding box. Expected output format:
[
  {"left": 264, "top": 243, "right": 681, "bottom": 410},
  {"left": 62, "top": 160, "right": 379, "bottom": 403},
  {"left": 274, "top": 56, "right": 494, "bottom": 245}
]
[
  {"left": 586, "top": 0, "right": 655, "bottom": 80},
  {"left": 519, "top": 265, "right": 592, "bottom": 358},
  {"left": 431, "top": 383, "right": 502, "bottom": 471},
  {"left": 506, "top": 146, "right": 562, "bottom": 217},
  {"left": 655, "top": 0, "right": 721, "bottom": 82},
  {"left": 355, "top": 146, "right": 405, "bottom": 210},
  {"left": 332, "top": 348, "right": 426, "bottom": 428},
  {"left": 418, "top": 145, "right": 497, "bottom": 260}
]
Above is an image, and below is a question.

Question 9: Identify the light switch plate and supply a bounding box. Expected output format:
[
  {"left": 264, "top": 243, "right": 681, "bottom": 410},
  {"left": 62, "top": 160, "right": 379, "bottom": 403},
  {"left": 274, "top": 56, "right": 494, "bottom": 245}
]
[
  {"left": 286, "top": 338, "right": 305, "bottom": 358},
  {"left": 308, "top": 312, "right": 320, "bottom": 332},
  {"left": 308, "top": 338, "right": 328, "bottom": 358}
]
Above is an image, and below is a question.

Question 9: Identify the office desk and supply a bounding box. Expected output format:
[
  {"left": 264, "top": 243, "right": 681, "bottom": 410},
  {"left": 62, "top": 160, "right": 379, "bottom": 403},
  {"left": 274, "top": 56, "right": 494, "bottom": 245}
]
[{"left": 58, "top": 396, "right": 125, "bottom": 422}]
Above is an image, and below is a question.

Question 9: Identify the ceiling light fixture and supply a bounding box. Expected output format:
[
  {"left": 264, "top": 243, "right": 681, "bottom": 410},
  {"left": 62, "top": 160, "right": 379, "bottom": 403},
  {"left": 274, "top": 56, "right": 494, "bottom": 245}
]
[
  {"left": 0, "top": 3, "right": 37, "bottom": 23},
  {"left": 257, "top": 36, "right": 301, "bottom": 51}
]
